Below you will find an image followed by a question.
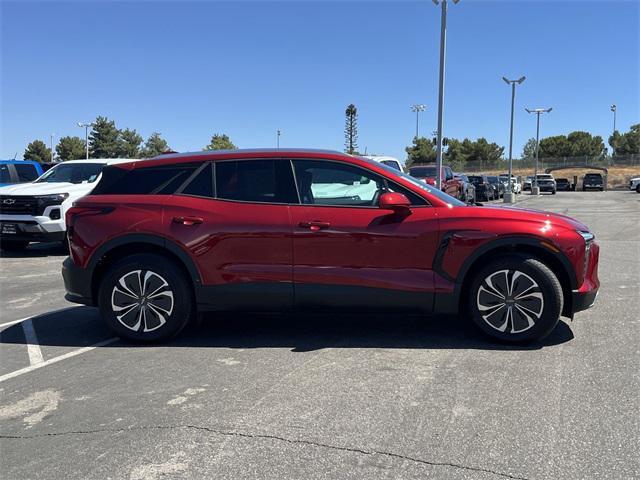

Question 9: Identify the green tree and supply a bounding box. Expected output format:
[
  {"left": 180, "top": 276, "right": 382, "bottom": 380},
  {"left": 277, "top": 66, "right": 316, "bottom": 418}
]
[
  {"left": 538, "top": 135, "right": 573, "bottom": 158},
  {"left": 566, "top": 131, "right": 606, "bottom": 157},
  {"left": 344, "top": 104, "right": 358, "bottom": 154},
  {"left": 118, "top": 128, "right": 143, "bottom": 158},
  {"left": 89, "top": 116, "right": 120, "bottom": 158},
  {"left": 56, "top": 136, "right": 86, "bottom": 161},
  {"left": 405, "top": 136, "right": 436, "bottom": 167},
  {"left": 140, "top": 132, "right": 170, "bottom": 158},
  {"left": 521, "top": 138, "right": 537, "bottom": 159},
  {"left": 204, "top": 133, "right": 237, "bottom": 150},
  {"left": 23, "top": 140, "right": 51, "bottom": 163},
  {"left": 444, "top": 137, "right": 504, "bottom": 170},
  {"left": 609, "top": 124, "right": 640, "bottom": 155}
]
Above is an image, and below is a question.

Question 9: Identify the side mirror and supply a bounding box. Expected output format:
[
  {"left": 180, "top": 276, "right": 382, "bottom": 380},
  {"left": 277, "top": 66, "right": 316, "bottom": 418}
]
[{"left": 379, "top": 192, "right": 411, "bottom": 213}]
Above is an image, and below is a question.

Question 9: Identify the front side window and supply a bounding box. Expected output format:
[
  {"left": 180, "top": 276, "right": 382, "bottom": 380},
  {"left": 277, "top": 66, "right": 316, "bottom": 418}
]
[
  {"left": 293, "top": 160, "right": 384, "bottom": 206},
  {"left": 36, "top": 163, "right": 104, "bottom": 184},
  {"left": 15, "top": 164, "right": 39, "bottom": 181},
  {"left": 215, "top": 160, "right": 297, "bottom": 204}
]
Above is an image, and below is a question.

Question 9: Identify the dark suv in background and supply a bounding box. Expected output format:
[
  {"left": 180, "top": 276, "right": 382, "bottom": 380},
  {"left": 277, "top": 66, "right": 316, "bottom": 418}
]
[
  {"left": 582, "top": 173, "right": 604, "bottom": 191},
  {"left": 467, "top": 175, "right": 495, "bottom": 201}
]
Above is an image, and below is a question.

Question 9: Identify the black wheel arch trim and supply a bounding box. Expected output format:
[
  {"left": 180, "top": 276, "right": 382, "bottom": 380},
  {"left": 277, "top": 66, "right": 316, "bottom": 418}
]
[
  {"left": 87, "top": 233, "right": 203, "bottom": 286},
  {"left": 432, "top": 232, "right": 578, "bottom": 313}
]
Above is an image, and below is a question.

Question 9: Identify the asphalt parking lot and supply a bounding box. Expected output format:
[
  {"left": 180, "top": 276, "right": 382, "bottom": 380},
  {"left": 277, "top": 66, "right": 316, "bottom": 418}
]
[{"left": 1, "top": 191, "right": 638, "bottom": 480}]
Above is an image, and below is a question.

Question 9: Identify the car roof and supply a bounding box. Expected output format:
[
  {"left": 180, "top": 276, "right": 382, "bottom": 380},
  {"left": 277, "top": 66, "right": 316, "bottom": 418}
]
[
  {"left": 117, "top": 148, "right": 351, "bottom": 169},
  {"left": 57, "top": 158, "right": 139, "bottom": 165},
  {"left": 0, "top": 159, "right": 40, "bottom": 165}
]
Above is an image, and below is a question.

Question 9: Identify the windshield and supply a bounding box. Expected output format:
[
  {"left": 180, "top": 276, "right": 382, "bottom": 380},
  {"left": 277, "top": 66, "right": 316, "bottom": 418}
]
[
  {"left": 468, "top": 176, "right": 483, "bottom": 184},
  {"left": 380, "top": 160, "right": 402, "bottom": 171},
  {"left": 487, "top": 176, "right": 499, "bottom": 183},
  {"left": 35, "top": 163, "right": 104, "bottom": 184},
  {"left": 408, "top": 166, "right": 437, "bottom": 177},
  {"left": 361, "top": 158, "right": 465, "bottom": 206}
]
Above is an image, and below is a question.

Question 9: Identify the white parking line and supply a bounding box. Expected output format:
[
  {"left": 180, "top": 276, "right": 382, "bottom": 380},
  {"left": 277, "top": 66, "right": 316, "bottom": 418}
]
[
  {"left": 0, "top": 307, "right": 78, "bottom": 330},
  {"left": 21, "top": 319, "right": 44, "bottom": 366},
  {"left": 0, "top": 337, "right": 119, "bottom": 383}
]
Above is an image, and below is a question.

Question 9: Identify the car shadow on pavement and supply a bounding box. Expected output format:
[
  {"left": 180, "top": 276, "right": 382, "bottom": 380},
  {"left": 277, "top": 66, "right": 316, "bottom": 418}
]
[
  {"left": 0, "top": 305, "right": 574, "bottom": 352},
  {"left": 0, "top": 242, "right": 67, "bottom": 258}
]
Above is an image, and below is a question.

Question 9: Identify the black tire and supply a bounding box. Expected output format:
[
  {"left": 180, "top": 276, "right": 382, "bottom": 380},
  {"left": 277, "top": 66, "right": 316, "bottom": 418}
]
[
  {"left": 551, "top": 190, "right": 556, "bottom": 195},
  {"left": 0, "top": 240, "right": 29, "bottom": 252},
  {"left": 98, "top": 253, "right": 194, "bottom": 343},
  {"left": 636, "top": 184, "right": 640, "bottom": 193},
  {"left": 467, "top": 255, "right": 563, "bottom": 343}
]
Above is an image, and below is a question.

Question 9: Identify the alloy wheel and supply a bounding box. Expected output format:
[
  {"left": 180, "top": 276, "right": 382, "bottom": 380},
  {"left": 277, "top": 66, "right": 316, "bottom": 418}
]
[
  {"left": 111, "top": 270, "right": 174, "bottom": 332},
  {"left": 476, "top": 269, "right": 544, "bottom": 334}
]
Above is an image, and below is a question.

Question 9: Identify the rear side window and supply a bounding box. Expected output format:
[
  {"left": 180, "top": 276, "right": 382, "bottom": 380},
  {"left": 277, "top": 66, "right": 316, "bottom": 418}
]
[
  {"left": 92, "top": 164, "right": 199, "bottom": 195},
  {"left": 179, "top": 163, "right": 214, "bottom": 198},
  {"left": 15, "top": 164, "right": 39, "bottom": 181},
  {"left": 215, "top": 160, "right": 297, "bottom": 203}
]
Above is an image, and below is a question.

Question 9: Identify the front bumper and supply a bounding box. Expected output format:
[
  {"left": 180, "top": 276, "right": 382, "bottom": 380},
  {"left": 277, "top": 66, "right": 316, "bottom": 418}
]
[
  {"left": 62, "top": 256, "right": 94, "bottom": 306},
  {"left": 572, "top": 289, "right": 598, "bottom": 313},
  {"left": 570, "top": 241, "right": 600, "bottom": 315},
  {"left": 0, "top": 221, "right": 65, "bottom": 243}
]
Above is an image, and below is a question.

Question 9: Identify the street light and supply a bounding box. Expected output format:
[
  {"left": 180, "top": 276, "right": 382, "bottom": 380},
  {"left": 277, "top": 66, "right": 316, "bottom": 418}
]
[
  {"left": 432, "top": 0, "right": 460, "bottom": 190},
  {"left": 410, "top": 104, "right": 427, "bottom": 140},
  {"left": 502, "top": 76, "right": 526, "bottom": 204},
  {"left": 50, "top": 133, "right": 56, "bottom": 163},
  {"left": 525, "top": 107, "right": 553, "bottom": 195},
  {"left": 77, "top": 122, "right": 95, "bottom": 160},
  {"left": 610, "top": 104, "right": 617, "bottom": 156},
  {"left": 277, "top": 129, "right": 282, "bottom": 149}
]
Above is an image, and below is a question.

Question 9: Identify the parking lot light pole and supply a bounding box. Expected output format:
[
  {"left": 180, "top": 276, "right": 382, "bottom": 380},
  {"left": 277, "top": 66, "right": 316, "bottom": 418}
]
[
  {"left": 50, "top": 133, "right": 56, "bottom": 163},
  {"left": 432, "top": 0, "right": 459, "bottom": 190},
  {"left": 277, "top": 129, "right": 282, "bottom": 149},
  {"left": 78, "top": 122, "right": 95, "bottom": 160},
  {"left": 525, "top": 107, "right": 552, "bottom": 195},
  {"left": 410, "top": 104, "right": 427, "bottom": 139},
  {"left": 503, "top": 76, "right": 526, "bottom": 204},
  {"left": 610, "top": 104, "right": 617, "bottom": 156}
]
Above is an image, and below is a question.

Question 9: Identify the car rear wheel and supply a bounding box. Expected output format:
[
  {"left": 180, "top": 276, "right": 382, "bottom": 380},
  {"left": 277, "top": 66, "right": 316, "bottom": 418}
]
[
  {"left": 98, "top": 253, "right": 194, "bottom": 343},
  {"left": 0, "top": 240, "right": 29, "bottom": 252},
  {"left": 468, "top": 255, "right": 563, "bottom": 343},
  {"left": 636, "top": 184, "right": 640, "bottom": 193}
]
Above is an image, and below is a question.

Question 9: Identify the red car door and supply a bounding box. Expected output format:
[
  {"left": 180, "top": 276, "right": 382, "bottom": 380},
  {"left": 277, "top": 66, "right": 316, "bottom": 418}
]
[
  {"left": 289, "top": 159, "right": 440, "bottom": 312},
  {"left": 163, "top": 160, "right": 296, "bottom": 311}
]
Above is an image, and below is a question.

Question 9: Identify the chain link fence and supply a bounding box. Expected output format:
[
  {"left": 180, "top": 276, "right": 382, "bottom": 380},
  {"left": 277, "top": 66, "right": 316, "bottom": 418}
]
[{"left": 461, "top": 154, "right": 640, "bottom": 173}]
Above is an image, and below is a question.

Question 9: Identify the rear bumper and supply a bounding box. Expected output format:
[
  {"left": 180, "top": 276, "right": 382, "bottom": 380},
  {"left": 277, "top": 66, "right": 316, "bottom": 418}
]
[{"left": 62, "top": 256, "right": 94, "bottom": 306}]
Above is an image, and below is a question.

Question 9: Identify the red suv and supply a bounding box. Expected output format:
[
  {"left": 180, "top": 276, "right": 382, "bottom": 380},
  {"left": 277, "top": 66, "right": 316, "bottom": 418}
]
[
  {"left": 408, "top": 164, "right": 463, "bottom": 199},
  {"left": 62, "top": 149, "right": 599, "bottom": 343}
]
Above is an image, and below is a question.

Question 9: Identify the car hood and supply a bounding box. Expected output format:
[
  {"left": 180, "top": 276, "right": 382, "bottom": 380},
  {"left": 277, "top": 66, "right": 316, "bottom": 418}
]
[
  {"left": 470, "top": 205, "right": 590, "bottom": 233},
  {"left": 0, "top": 181, "right": 95, "bottom": 196}
]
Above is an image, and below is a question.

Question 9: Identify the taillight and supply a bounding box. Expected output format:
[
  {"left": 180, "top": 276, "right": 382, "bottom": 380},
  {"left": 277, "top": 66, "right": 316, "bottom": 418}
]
[{"left": 66, "top": 205, "right": 114, "bottom": 241}]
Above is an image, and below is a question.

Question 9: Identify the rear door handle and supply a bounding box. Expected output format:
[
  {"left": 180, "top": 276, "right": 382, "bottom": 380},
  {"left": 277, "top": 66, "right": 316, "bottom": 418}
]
[
  {"left": 299, "top": 221, "right": 330, "bottom": 231},
  {"left": 173, "top": 216, "right": 203, "bottom": 226}
]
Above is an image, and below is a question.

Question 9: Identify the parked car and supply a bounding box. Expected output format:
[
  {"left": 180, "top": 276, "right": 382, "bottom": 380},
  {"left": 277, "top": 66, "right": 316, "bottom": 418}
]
[
  {"left": 582, "top": 173, "right": 604, "bottom": 191},
  {"left": 454, "top": 173, "right": 475, "bottom": 203},
  {"left": 62, "top": 149, "right": 600, "bottom": 344},
  {"left": 523, "top": 176, "right": 534, "bottom": 191},
  {"left": 467, "top": 175, "right": 495, "bottom": 201},
  {"left": 487, "top": 176, "right": 506, "bottom": 199},
  {"left": 498, "top": 174, "right": 522, "bottom": 194},
  {"left": 408, "top": 164, "right": 463, "bottom": 198},
  {"left": 533, "top": 174, "right": 557, "bottom": 194},
  {"left": 363, "top": 155, "right": 404, "bottom": 172},
  {"left": 629, "top": 177, "right": 640, "bottom": 193},
  {"left": 0, "top": 160, "right": 43, "bottom": 187},
  {"left": 0, "top": 158, "right": 137, "bottom": 251},
  {"left": 555, "top": 178, "right": 572, "bottom": 191}
]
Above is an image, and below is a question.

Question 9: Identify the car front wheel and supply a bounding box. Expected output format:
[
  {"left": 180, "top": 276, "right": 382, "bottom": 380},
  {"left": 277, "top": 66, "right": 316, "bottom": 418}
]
[
  {"left": 468, "top": 255, "right": 563, "bottom": 343},
  {"left": 98, "top": 253, "right": 194, "bottom": 343}
]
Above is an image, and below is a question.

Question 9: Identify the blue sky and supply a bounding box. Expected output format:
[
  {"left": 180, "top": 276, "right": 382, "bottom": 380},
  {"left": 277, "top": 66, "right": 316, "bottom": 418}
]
[{"left": 1, "top": 0, "right": 638, "bottom": 161}]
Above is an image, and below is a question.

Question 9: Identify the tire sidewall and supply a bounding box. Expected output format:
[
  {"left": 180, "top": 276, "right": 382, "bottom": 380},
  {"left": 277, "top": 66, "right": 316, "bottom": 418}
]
[
  {"left": 468, "top": 255, "right": 563, "bottom": 343},
  {"left": 98, "top": 254, "right": 193, "bottom": 343}
]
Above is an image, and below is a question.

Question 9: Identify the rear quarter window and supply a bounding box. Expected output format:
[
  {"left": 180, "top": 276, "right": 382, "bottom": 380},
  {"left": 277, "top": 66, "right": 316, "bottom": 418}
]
[
  {"left": 15, "top": 164, "right": 39, "bottom": 181},
  {"left": 92, "top": 164, "right": 199, "bottom": 195}
]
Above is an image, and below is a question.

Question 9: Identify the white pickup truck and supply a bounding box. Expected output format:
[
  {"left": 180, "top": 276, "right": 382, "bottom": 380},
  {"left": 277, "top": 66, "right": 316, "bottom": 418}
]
[{"left": 0, "top": 158, "right": 136, "bottom": 251}]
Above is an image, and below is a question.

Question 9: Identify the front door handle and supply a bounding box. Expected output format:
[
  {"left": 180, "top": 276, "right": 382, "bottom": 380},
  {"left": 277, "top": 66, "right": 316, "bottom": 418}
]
[
  {"left": 299, "top": 221, "right": 330, "bottom": 231},
  {"left": 173, "top": 216, "right": 203, "bottom": 226}
]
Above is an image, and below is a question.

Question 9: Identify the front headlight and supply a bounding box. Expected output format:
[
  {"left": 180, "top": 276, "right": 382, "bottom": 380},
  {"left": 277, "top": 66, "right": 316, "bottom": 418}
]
[
  {"left": 578, "top": 231, "right": 594, "bottom": 275},
  {"left": 35, "top": 193, "right": 69, "bottom": 215}
]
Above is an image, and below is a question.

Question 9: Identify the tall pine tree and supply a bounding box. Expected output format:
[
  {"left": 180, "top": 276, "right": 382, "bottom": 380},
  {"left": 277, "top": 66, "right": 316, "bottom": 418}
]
[
  {"left": 141, "top": 132, "right": 170, "bottom": 158},
  {"left": 89, "top": 116, "right": 120, "bottom": 158},
  {"left": 344, "top": 104, "right": 359, "bottom": 154}
]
